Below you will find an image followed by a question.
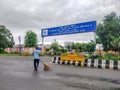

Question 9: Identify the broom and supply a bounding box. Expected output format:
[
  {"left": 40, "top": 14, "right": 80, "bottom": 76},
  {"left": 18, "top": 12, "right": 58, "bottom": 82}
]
[{"left": 40, "top": 60, "right": 51, "bottom": 71}]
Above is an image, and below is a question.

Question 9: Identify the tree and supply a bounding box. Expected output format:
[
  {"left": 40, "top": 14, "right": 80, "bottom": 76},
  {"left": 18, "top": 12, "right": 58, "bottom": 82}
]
[
  {"left": 70, "top": 42, "right": 95, "bottom": 54},
  {"left": 24, "top": 30, "right": 38, "bottom": 47},
  {"left": 50, "top": 42, "right": 59, "bottom": 51},
  {"left": 110, "top": 36, "right": 120, "bottom": 55},
  {"left": 0, "top": 25, "right": 14, "bottom": 53},
  {"left": 86, "top": 41, "right": 96, "bottom": 54},
  {"left": 96, "top": 12, "right": 120, "bottom": 52},
  {"left": 96, "top": 38, "right": 101, "bottom": 44},
  {"left": 74, "top": 43, "right": 83, "bottom": 52},
  {"left": 71, "top": 43, "right": 75, "bottom": 49}
]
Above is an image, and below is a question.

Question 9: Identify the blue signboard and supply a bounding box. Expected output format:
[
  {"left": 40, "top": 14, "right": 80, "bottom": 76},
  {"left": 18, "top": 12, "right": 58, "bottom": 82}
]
[{"left": 41, "top": 21, "right": 96, "bottom": 37}]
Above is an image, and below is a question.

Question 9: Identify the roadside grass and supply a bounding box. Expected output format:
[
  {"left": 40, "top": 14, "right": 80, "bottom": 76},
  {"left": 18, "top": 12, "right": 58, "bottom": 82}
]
[
  {"left": 0, "top": 52, "right": 33, "bottom": 56},
  {"left": 0, "top": 53, "right": 20, "bottom": 56}
]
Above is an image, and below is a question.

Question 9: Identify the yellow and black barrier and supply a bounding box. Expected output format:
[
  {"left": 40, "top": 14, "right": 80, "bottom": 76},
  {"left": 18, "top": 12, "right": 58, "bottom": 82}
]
[{"left": 52, "top": 54, "right": 84, "bottom": 67}]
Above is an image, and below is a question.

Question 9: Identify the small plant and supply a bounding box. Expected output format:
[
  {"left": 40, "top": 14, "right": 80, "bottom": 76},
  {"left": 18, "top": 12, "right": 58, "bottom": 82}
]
[{"left": 102, "top": 53, "right": 120, "bottom": 60}]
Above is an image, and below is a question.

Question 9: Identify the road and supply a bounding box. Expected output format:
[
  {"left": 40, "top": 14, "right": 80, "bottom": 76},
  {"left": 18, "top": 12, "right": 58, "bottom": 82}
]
[{"left": 0, "top": 56, "right": 120, "bottom": 90}]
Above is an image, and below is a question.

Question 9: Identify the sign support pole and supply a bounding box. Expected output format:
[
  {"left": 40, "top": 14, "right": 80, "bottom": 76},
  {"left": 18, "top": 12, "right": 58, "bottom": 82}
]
[
  {"left": 94, "top": 31, "right": 96, "bottom": 43},
  {"left": 42, "top": 36, "right": 44, "bottom": 53},
  {"left": 42, "top": 36, "right": 44, "bottom": 47},
  {"left": 94, "top": 31, "right": 96, "bottom": 55}
]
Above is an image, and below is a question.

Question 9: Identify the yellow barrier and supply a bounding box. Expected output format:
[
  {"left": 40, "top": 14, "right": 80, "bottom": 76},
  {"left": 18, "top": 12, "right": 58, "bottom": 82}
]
[{"left": 60, "top": 54, "right": 84, "bottom": 62}]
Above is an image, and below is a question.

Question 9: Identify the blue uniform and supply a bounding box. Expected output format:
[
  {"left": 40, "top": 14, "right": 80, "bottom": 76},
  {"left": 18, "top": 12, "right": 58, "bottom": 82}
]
[
  {"left": 33, "top": 50, "right": 40, "bottom": 59},
  {"left": 33, "top": 49, "right": 40, "bottom": 70}
]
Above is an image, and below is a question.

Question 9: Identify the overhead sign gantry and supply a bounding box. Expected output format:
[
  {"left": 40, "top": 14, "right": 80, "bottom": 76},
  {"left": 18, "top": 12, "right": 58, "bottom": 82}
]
[
  {"left": 41, "top": 21, "right": 96, "bottom": 63},
  {"left": 41, "top": 21, "right": 96, "bottom": 37}
]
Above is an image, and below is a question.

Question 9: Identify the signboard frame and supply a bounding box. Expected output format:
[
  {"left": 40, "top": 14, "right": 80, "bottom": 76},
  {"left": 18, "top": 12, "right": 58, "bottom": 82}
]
[{"left": 41, "top": 21, "right": 96, "bottom": 37}]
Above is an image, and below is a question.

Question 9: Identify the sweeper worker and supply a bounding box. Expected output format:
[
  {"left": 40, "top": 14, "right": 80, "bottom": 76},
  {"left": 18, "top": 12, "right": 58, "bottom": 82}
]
[{"left": 33, "top": 47, "right": 41, "bottom": 71}]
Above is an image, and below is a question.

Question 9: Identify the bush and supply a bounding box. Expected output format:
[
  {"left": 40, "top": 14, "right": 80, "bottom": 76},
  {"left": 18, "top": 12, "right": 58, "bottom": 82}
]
[
  {"left": 85, "top": 54, "right": 102, "bottom": 59},
  {"left": 102, "top": 53, "right": 120, "bottom": 60},
  {"left": 0, "top": 48, "right": 4, "bottom": 53},
  {"left": 60, "top": 49, "right": 67, "bottom": 53},
  {"left": 85, "top": 53, "right": 120, "bottom": 60}
]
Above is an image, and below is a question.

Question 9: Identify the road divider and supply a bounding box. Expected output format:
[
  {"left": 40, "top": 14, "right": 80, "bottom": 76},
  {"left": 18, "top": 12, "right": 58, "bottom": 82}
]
[{"left": 52, "top": 56, "right": 120, "bottom": 70}]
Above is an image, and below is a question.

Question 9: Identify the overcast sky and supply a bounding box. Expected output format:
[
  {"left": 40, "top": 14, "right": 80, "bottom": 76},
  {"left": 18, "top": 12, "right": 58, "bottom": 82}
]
[{"left": 0, "top": 0, "right": 120, "bottom": 45}]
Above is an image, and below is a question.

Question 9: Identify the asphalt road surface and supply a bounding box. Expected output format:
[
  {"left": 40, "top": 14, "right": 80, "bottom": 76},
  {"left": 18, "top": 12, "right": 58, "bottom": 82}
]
[{"left": 0, "top": 56, "right": 120, "bottom": 90}]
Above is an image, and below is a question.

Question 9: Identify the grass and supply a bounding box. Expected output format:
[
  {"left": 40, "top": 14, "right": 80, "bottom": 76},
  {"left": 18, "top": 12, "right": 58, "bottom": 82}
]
[{"left": 0, "top": 53, "right": 20, "bottom": 56}]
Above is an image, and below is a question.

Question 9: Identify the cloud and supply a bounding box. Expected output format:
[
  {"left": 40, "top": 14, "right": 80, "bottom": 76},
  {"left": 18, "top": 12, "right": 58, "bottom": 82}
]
[{"left": 0, "top": 0, "right": 120, "bottom": 45}]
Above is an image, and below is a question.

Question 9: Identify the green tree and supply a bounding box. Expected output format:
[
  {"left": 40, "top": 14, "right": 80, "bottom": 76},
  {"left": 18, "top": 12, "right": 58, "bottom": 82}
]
[
  {"left": 110, "top": 36, "right": 120, "bottom": 55},
  {"left": 74, "top": 43, "right": 83, "bottom": 52},
  {"left": 86, "top": 41, "right": 96, "bottom": 54},
  {"left": 81, "top": 43, "right": 87, "bottom": 52},
  {"left": 0, "top": 25, "right": 14, "bottom": 53},
  {"left": 96, "top": 38, "right": 101, "bottom": 44},
  {"left": 24, "top": 30, "right": 38, "bottom": 47},
  {"left": 50, "top": 42, "right": 59, "bottom": 51},
  {"left": 96, "top": 12, "right": 120, "bottom": 52},
  {"left": 71, "top": 43, "right": 75, "bottom": 49},
  {"left": 71, "top": 42, "right": 95, "bottom": 54}
]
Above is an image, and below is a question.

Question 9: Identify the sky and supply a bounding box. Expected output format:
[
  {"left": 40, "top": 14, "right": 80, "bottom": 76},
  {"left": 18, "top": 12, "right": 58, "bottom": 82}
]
[{"left": 0, "top": 0, "right": 120, "bottom": 46}]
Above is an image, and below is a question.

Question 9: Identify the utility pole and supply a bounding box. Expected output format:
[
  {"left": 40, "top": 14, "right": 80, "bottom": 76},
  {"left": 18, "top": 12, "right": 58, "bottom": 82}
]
[{"left": 18, "top": 36, "right": 21, "bottom": 53}]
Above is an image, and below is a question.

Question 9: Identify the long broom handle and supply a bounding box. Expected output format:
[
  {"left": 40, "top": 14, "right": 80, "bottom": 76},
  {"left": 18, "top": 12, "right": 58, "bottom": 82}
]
[{"left": 40, "top": 60, "right": 45, "bottom": 65}]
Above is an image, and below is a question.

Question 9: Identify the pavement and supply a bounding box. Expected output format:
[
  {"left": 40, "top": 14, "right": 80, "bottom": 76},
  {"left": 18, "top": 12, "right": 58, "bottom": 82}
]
[{"left": 0, "top": 56, "right": 120, "bottom": 90}]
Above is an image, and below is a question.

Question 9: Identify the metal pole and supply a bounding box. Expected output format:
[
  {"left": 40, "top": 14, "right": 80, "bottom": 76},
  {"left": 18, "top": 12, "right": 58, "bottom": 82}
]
[
  {"left": 94, "top": 31, "right": 96, "bottom": 43},
  {"left": 94, "top": 31, "right": 96, "bottom": 55},
  {"left": 42, "top": 37, "right": 44, "bottom": 47},
  {"left": 18, "top": 36, "right": 21, "bottom": 53},
  {"left": 42, "top": 37, "right": 44, "bottom": 54}
]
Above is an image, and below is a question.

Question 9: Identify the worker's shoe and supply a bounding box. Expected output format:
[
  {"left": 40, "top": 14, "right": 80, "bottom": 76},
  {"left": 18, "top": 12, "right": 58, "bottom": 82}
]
[{"left": 34, "top": 68, "right": 38, "bottom": 71}]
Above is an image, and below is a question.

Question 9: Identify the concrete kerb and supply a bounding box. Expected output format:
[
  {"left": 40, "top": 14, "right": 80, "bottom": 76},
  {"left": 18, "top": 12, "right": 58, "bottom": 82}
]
[{"left": 52, "top": 56, "right": 120, "bottom": 70}]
